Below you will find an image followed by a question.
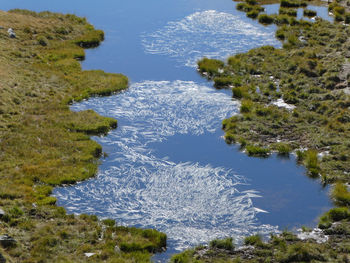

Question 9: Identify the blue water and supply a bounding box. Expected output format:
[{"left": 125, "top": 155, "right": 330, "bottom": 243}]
[{"left": 1, "top": 0, "right": 332, "bottom": 261}]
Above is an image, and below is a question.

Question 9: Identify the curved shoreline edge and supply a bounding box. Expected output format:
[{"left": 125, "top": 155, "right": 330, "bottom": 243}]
[
  {"left": 0, "top": 9, "right": 165, "bottom": 262},
  {"left": 172, "top": 0, "right": 350, "bottom": 262}
]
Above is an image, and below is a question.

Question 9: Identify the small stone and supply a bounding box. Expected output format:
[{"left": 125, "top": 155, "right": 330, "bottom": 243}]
[
  {"left": 7, "top": 28, "right": 16, "bottom": 38},
  {"left": 114, "top": 245, "right": 121, "bottom": 253},
  {"left": 0, "top": 208, "right": 5, "bottom": 218},
  {"left": 0, "top": 235, "right": 16, "bottom": 248},
  {"left": 84, "top": 253, "right": 95, "bottom": 258}
]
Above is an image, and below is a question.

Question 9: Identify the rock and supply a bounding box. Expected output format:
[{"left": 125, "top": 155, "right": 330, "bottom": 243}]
[
  {"left": 7, "top": 28, "right": 16, "bottom": 38},
  {"left": 0, "top": 208, "right": 5, "bottom": 218},
  {"left": 84, "top": 253, "right": 95, "bottom": 258},
  {"left": 114, "top": 245, "right": 121, "bottom": 253},
  {"left": 0, "top": 235, "right": 16, "bottom": 248},
  {"left": 297, "top": 228, "right": 328, "bottom": 243}
]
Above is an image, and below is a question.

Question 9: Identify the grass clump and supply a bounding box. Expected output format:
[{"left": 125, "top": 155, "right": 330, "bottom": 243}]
[
  {"left": 244, "top": 235, "right": 265, "bottom": 247},
  {"left": 280, "top": 0, "right": 307, "bottom": 8},
  {"left": 246, "top": 145, "right": 270, "bottom": 157},
  {"left": 258, "top": 14, "right": 275, "bottom": 25},
  {"left": 209, "top": 237, "right": 234, "bottom": 251},
  {"left": 303, "top": 9, "right": 317, "bottom": 17},
  {"left": 213, "top": 76, "right": 233, "bottom": 88},
  {"left": 198, "top": 58, "right": 224, "bottom": 77},
  {"left": 236, "top": 0, "right": 265, "bottom": 19},
  {"left": 279, "top": 7, "right": 297, "bottom": 17},
  {"left": 332, "top": 182, "right": 350, "bottom": 206},
  {"left": 74, "top": 29, "right": 104, "bottom": 48},
  {"left": 274, "top": 142, "right": 292, "bottom": 155}
]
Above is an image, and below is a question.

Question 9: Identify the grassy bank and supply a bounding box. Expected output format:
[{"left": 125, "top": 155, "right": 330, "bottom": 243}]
[
  {"left": 172, "top": 0, "right": 350, "bottom": 261},
  {"left": 0, "top": 9, "right": 166, "bottom": 262}
]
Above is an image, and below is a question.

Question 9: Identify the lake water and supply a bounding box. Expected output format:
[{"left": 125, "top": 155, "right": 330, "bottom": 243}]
[{"left": 1, "top": 0, "right": 332, "bottom": 261}]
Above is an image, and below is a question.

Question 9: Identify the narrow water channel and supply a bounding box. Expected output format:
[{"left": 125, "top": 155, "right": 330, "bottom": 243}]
[{"left": 1, "top": 0, "right": 332, "bottom": 261}]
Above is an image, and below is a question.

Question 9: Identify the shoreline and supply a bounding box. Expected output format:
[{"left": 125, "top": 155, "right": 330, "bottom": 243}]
[
  {"left": 0, "top": 9, "right": 165, "bottom": 262},
  {"left": 172, "top": 0, "right": 350, "bottom": 261}
]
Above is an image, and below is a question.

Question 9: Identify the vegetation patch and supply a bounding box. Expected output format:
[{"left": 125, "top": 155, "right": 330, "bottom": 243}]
[
  {"left": 175, "top": 0, "right": 350, "bottom": 261},
  {"left": 0, "top": 9, "right": 165, "bottom": 262}
]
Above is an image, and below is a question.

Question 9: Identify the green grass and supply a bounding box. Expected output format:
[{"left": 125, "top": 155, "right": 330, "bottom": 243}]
[
  {"left": 332, "top": 182, "right": 350, "bottom": 207},
  {"left": 209, "top": 237, "right": 235, "bottom": 251},
  {"left": 258, "top": 14, "right": 275, "bottom": 24},
  {"left": 0, "top": 9, "right": 165, "bottom": 262},
  {"left": 198, "top": 58, "right": 224, "bottom": 77},
  {"left": 303, "top": 9, "right": 317, "bottom": 17},
  {"left": 190, "top": 1, "right": 350, "bottom": 261},
  {"left": 245, "top": 145, "right": 270, "bottom": 157}
]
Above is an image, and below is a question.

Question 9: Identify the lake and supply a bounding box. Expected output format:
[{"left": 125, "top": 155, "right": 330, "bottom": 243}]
[{"left": 1, "top": 0, "right": 332, "bottom": 261}]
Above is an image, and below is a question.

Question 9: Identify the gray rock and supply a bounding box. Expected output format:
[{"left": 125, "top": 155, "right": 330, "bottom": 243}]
[
  {"left": 114, "top": 245, "right": 121, "bottom": 253},
  {"left": 0, "top": 235, "right": 16, "bottom": 248},
  {"left": 0, "top": 208, "right": 5, "bottom": 218},
  {"left": 7, "top": 28, "right": 16, "bottom": 38}
]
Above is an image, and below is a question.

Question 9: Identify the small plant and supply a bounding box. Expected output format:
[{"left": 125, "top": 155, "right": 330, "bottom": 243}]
[
  {"left": 305, "top": 150, "right": 320, "bottom": 177},
  {"left": 198, "top": 58, "right": 224, "bottom": 77},
  {"left": 332, "top": 182, "right": 350, "bottom": 206},
  {"left": 240, "top": 99, "right": 253, "bottom": 113},
  {"left": 275, "top": 143, "right": 291, "bottom": 155},
  {"left": 209, "top": 237, "right": 234, "bottom": 251},
  {"left": 244, "top": 235, "right": 264, "bottom": 247},
  {"left": 246, "top": 145, "right": 270, "bottom": 157}
]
